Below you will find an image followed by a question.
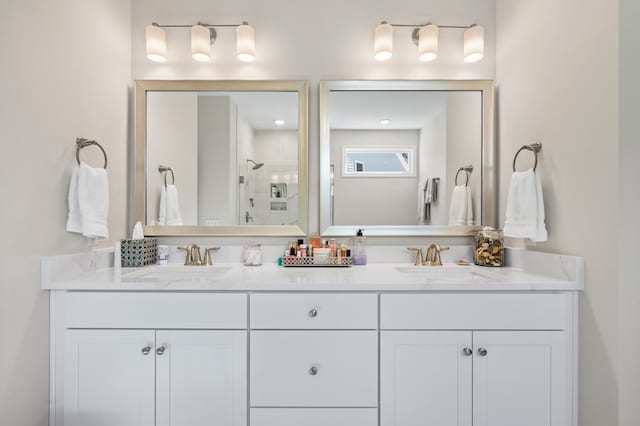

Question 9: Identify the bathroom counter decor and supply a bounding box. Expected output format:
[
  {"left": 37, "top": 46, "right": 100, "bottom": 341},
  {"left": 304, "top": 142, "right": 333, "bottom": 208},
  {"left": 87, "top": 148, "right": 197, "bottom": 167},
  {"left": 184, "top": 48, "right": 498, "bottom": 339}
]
[{"left": 282, "top": 256, "right": 352, "bottom": 267}]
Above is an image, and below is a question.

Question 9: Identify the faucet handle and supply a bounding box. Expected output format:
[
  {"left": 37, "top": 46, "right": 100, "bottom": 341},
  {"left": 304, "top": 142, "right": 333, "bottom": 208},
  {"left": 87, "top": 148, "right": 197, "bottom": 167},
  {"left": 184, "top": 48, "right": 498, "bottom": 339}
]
[
  {"left": 204, "top": 247, "right": 220, "bottom": 266},
  {"left": 407, "top": 247, "right": 424, "bottom": 266}
]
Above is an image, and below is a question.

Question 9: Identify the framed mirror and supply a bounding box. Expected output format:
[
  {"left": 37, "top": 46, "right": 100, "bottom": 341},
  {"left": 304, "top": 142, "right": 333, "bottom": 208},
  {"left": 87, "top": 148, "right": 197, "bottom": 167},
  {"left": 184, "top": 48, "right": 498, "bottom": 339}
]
[
  {"left": 320, "top": 80, "right": 495, "bottom": 236},
  {"left": 134, "top": 80, "right": 308, "bottom": 236}
]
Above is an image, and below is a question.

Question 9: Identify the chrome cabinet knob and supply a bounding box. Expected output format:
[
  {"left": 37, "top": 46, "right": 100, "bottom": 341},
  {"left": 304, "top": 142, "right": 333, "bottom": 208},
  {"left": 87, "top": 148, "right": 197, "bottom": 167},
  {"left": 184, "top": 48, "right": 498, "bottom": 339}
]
[
  {"left": 141, "top": 346, "right": 151, "bottom": 355},
  {"left": 308, "top": 309, "right": 318, "bottom": 318},
  {"left": 156, "top": 346, "right": 166, "bottom": 356},
  {"left": 478, "top": 348, "right": 488, "bottom": 356},
  {"left": 462, "top": 347, "right": 473, "bottom": 356},
  {"left": 309, "top": 366, "right": 318, "bottom": 376}
]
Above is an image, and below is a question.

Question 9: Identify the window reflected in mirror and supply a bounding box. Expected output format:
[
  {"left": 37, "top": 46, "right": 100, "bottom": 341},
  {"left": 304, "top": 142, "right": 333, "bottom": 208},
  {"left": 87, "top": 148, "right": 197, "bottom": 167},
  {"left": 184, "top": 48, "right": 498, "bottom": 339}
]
[{"left": 328, "top": 90, "right": 482, "bottom": 227}]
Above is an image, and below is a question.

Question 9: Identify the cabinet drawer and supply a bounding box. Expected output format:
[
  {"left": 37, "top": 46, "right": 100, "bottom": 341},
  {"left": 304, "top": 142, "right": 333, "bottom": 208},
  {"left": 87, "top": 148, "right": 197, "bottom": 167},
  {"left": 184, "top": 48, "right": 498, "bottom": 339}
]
[
  {"left": 381, "top": 293, "right": 569, "bottom": 330},
  {"left": 65, "top": 292, "right": 247, "bottom": 329},
  {"left": 250, "top": 293, "right": 377, "bottom": 329},
  {"left": 250, "top": 408, "right": 377, "bottom": 426},
  {"left": 250, "top": 331, "right": 378, "bottom": 407}
]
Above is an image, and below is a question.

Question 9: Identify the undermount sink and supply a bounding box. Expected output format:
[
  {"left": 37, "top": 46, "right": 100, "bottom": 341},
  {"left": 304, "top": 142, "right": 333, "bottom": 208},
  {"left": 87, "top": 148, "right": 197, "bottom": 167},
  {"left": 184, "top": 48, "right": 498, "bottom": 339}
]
[
  {"left": 394, "top": 265, "right": 495, "bottom": 282},
  {"left": 124, "top": 264, "right": 232, "bottom": 281}
]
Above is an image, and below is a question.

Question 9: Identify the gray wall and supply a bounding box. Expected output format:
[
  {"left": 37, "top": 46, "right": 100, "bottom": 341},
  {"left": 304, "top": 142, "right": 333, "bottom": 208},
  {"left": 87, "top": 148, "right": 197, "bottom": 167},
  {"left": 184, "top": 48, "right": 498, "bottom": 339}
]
[
  {"left": 496, "top": 1, "right": 619, "bottom": 425},
  {"left": 619, "top": 0, "right": 640, "bottom": 424},
  {"left": 0, "top": 1, "right": 132, "bottom": 424}
]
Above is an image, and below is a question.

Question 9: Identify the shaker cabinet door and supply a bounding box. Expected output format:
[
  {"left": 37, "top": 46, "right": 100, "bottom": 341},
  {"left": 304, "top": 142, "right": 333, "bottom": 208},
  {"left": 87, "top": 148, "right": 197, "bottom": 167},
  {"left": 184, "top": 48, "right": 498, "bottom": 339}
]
[
  {"left": 64, "top": 329, "right": 156, "bottom": 426},
  {"left": 155, "top": 330, "right": 247, "bottom": 426},
  {"left": 473, "top": 331, "right": 567, "bottom": 426},
  {"left": 380, "top": 331, "right": 473, "bottom": 426}
]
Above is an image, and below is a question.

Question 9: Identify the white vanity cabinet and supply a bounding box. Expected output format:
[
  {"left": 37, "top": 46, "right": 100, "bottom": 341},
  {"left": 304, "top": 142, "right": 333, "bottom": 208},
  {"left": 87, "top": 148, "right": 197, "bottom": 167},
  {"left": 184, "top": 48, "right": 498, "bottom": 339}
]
[
  {"left": 56, "top": 292, "right": 248, "bottom": 426},
  {"left": 50, "top": 290, "right": 578, "bottom": 426},
  {"left": 380, "top": 293, "right": 573, "bottom": 426}
]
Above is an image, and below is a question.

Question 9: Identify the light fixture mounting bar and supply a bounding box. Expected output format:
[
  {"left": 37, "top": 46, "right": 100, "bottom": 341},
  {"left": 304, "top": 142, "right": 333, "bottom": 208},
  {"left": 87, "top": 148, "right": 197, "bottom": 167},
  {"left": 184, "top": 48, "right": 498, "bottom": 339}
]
[
  {"left": 151, "top": 22, "right": 245, "bottom": 28},
  {"left": 387, "top": 23, "right": 474, "bottom": 29}
]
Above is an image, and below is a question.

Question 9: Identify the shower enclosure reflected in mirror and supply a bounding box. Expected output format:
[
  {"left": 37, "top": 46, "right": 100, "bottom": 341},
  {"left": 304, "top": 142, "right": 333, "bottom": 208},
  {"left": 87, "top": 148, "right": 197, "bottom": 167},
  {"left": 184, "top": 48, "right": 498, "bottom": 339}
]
[
  {"left": 320, "top": 80, "right": 495, "bottom": 236},
  {"left": 134, "top": 80, "right": 308, "bottom": 236}
]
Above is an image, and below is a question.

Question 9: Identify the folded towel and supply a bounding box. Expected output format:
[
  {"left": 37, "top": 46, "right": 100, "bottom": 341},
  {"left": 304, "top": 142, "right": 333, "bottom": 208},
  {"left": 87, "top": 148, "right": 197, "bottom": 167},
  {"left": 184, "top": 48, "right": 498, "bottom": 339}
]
[
  {"left": 503, "top": 169, "right": 547, "bottom": 242},
  {"left": 66, "top": 163, "right": 109, "bottom": 240},
  {"left": 449, "top": 185, "right": 474, "bottom": 226},
  {"left": 419, "top": 178, "right": 439, "bottom": 224},
  {"left": 158, "top": 184, "right": 183, "bottom": 226},
  {"left": 66, "top": 166, "right": 82, "bottom": 233}
]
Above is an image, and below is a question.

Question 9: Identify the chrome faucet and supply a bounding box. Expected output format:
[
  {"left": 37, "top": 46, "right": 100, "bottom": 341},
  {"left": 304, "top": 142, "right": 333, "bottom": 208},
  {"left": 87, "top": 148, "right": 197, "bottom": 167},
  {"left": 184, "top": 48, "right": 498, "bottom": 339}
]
[
  {"left": 407, "top": 244, "right": 450, "bottom": 266},
  {"left": 178, "top": 244, "right": 220, "bottom": 266}
]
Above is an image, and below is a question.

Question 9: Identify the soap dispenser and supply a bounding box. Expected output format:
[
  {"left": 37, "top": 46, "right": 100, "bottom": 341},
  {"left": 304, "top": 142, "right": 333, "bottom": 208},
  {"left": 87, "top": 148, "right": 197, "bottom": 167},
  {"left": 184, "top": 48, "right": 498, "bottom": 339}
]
[{"left": 353, "top": 229, "right": 367, "bottom": 265}]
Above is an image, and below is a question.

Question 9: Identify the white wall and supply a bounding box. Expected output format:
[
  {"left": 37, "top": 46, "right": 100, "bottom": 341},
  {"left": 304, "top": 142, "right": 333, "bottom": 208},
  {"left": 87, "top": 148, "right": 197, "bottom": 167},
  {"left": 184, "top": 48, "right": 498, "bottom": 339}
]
[
  {"left": 496, "top": 1, "right": 619, "bottom": 425},
  {"left": 197, "top": 96, "right": 236, "bottom": 225},
  {"left": 0, "top": 1, "right": 132, "bottom": 425},
  {"left": 618, "top": 0, "right": 640, "bottom": 425},
  {"left": 445, "top": 92, "right": 482, "bottom": 225},
  {"left": 146, "top": 92, "right": 198, "bottom": 225},
  {"left": 132, "top": 0, "right": 496, "bottom": 235},
  {"left": 331, "top": 130, "right": 420, "bottom": 225},
  {"left": 419, "top": 108, "right": 447, "bottom": 224}
]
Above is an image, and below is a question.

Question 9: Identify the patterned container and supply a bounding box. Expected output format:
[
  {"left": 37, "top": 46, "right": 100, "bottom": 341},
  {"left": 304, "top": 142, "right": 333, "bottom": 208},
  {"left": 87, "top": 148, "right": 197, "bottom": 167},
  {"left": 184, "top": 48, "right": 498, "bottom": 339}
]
[{"left": 120, "top": 238, "right": 158, "bottom": 267}]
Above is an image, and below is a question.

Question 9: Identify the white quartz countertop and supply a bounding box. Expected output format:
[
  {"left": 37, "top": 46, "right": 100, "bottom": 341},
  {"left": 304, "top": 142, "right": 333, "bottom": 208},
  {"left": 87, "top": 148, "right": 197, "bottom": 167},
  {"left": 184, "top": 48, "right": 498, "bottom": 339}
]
[{"left": 42, "top": 253, "right": 584, "bottom": 292}]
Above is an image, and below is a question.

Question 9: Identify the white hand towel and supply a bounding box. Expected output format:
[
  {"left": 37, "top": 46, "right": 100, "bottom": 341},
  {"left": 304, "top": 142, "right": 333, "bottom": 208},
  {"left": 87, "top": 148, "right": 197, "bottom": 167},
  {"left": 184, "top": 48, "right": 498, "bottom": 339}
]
[
  {"left": 159, "top": 184, "right": 183, "bottom": 226},
  {"left": 76, "top": 163, "right": 109, "bottom": 239},
  {"left": 449, "top": 185, "right": 474, "bottom": 226},
  {"left": 158, "top": 185, "right": 167, "bottom": 226},
  {"left": 503, "top": 169, "right": 548, "bottom": 242},
  {"left": 66, "top": 166, "right": 82, "bottom": 233}
]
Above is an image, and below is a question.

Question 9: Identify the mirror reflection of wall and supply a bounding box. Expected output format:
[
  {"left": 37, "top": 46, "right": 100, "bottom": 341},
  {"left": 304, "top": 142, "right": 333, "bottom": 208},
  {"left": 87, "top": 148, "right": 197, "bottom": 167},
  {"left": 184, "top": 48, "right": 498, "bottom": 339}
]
[
  {"left": 329, "top": 90, "right": 482, "bottom": 227},
  {"left": 145, "top": 91, "right": 298, "bottom": 227}
]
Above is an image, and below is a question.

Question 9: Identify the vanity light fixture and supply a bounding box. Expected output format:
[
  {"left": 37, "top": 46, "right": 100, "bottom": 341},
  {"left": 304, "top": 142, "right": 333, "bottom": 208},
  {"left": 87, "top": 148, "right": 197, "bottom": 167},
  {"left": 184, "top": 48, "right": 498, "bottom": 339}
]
[
  {"left": 145, "top": 21, "right": 255, "bottom": 63},
  {"left": 236, "top": 22, "right": 256, "bottom": 62},
  {"left": 145, "top": 24, "right": 167, "bottom": 62},
  {"left": 379, "top": 118, "right": 392, "bottom": 125},
  {"left": 191, "top": 23, "right": 216, "bottom": 62},
  {"left": 274, "top": 119, "right": 285, "bottom": 126},
  {"left": 374, "top": 22, "right": 394, "bottom": 61},
  {"left": 374, "top": 21, "right": 485, "bottom": 63}
]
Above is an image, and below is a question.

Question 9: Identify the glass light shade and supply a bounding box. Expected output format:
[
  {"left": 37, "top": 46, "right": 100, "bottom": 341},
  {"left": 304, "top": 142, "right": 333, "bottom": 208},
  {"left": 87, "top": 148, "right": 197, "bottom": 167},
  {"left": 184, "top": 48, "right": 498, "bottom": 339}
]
[
  {"left": 418, "top": 24, "right": 438, "bottom": 62},
  {"left": 191, "top": 25, "right": 211, "bottom": 62},
  {"left": 236, "top": 23, "right": 255, "bottom": 62},
  {"left": 145, "top": 25, "right": 167, "bottom": 62},
  {"left": 464, "top": 25, "right": 485, "bottom": 63},
  {"left": 374, "top": 22, "right": 393, "bottom": 61}
]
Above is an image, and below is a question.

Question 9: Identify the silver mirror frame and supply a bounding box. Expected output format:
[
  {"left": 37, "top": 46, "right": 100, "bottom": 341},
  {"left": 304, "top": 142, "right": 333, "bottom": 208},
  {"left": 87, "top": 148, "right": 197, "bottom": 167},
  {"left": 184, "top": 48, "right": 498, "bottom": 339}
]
[
  {"left": 134, "top": 80, "right": 309, "bottom": 236},
  {"left": 319, "top": 80, "right": 495, "bottom": 236}
]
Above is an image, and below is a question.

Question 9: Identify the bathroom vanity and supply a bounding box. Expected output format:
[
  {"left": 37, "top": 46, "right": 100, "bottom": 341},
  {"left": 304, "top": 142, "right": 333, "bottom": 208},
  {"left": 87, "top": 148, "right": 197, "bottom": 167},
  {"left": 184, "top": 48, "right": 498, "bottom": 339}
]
[{"left": 43, "top": 248, "right": 583, "bottom": 426}]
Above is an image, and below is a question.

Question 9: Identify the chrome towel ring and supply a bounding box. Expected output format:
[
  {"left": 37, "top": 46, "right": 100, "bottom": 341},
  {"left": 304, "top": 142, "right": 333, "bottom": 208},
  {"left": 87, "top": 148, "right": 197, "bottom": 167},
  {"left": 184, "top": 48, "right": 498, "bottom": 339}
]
[
  {"left": 455, "top": 165, "right": 474, "bottom": 186},
  {"left": 513, "top": 142, "right": 542, "bottom": 172},
  {"left": 158, "top": 165, "right": 175, "bottom": 187},
  {"left": 76, "top": 137, "right": 107, "bottom": 169}
]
